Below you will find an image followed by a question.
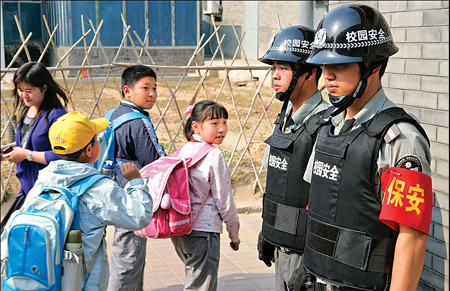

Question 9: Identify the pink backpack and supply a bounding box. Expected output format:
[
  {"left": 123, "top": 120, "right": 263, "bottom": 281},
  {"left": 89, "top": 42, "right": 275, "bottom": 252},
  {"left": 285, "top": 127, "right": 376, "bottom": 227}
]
[{"left": 134, "top": 143, "right": 214, "bottom": 238}]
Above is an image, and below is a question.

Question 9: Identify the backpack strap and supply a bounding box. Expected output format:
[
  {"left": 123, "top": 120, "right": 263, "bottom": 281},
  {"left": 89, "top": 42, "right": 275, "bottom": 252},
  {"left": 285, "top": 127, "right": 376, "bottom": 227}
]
[
  {"left": 112, "top": 111, "right": 147, "bottom": 130},
  {"left": 104, "top": 109, "right": 116, "bottom": 121},
  {"left": 184, "top": 143, "right": 215, "bottom": 168},
  {"left": 98, "top": 111, "right": 147, "bottom": 170},
  {"left": 82, "top": 232, "right": 105, "bottom": 290},
  {"left": 70, "top": 174, "right": 107, "bottom": 231},
  {"left": 70, "top": 174, "right": 107, "bottom": 197},
  {"left": 174, "top": 143, "right": 215, "bottom": 223},
  {"left": 69, "top": 174, "right": 107, "bottom": 290}
]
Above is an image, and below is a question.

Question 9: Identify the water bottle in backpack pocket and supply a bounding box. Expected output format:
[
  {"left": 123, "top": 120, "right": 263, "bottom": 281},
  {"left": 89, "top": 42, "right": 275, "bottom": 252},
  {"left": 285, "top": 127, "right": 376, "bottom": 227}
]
[{"left": 61, "top": 230, "right": 85, "bottom": 291}]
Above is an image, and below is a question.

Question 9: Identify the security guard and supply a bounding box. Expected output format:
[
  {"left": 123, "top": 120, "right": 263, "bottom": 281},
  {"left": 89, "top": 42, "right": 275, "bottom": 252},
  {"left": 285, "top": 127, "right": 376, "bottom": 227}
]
[
  {"left": 299, "top": 4, "right": 433, "bottom": 291},
  {"left": 257, "top": 25, "right": 329, "bottom": 291}
]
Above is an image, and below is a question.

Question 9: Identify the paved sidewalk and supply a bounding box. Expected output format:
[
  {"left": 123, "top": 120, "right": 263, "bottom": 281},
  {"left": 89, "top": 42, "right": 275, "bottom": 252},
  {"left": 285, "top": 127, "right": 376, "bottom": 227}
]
[{"left": 105, "top": 211, "right": 276, "bottom": 291}]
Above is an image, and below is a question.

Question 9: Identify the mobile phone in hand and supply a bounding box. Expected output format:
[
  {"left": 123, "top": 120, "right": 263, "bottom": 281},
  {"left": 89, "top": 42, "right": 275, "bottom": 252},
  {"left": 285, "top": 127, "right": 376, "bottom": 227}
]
[{"left": 2, "top": 145, "right": 13, "bottom": 154}]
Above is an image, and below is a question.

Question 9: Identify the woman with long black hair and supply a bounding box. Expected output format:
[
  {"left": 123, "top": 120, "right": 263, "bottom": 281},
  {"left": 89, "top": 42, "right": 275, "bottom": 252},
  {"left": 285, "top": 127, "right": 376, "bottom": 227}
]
[{"left": 1, "top": 62, "right": 68, "bottom": 231}]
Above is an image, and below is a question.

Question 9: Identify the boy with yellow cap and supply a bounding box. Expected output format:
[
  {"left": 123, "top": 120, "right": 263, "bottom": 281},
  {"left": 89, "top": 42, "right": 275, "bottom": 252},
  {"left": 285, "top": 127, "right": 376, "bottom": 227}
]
[{"left": 8, "top": 111, "right": 153, "bottom": 290}]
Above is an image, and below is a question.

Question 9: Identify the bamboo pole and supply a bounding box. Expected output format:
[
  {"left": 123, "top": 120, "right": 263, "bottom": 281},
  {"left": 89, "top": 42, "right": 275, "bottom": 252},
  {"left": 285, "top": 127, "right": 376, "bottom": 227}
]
[
  {"left": 1, "top": 32, "right": 33, "bottom": 80},
  {"left": 1, "top": 163, "right": 15, "bottom": 203},
  {"left": 165, "top": 34, "right": 227, "bottom": 155},
  {"left": 211, "top": 17, "right": 226, "bottom": 65},
  {"left": 231, "top": 20, "right": 272, "bottom": 125},
  {"left": 66, "top": 20, "right": 104, "bottom": 114},
  {"left": 14, "top": 15, "right": 31, "bottom": 62},
  {"left": 42, "top": 15, "right": 70, "bottom": 101},
  {"left": 166, "top": 34, "right": 220, "bottom": 153},
  {"left": 1, "top": 15, "right": 282, "bottom": 203},
  {"left": 231, "top": 88, "right": 275, "bottom": 177},
  {"left": 210, "top": 18, "right": 264, "bottom": 193},
  {"left": 132, "top": 30, "right": 175, "bottom": 144},
  {"left": 88, "top": 19, "right": 121, "bottom": 94},
  {"left": 155, "top": 26, "right": 221, "bottom": 131},
  {"left": 189, "top": 34, "right": 226, "bottom": 105},
  {"left": 37, "top": 25, "right": 58, "bottom": 64},
  {"left": 225, "top": 75, "right": 264, "bottom": 193},
  {"left": 211, "top": 27, "right": 245, "bottom": 103},
  {"left": 229, "top": 69, "right": 271, "bottom": 168},
  {"left": 251, "top": 93, "right": 276, "bottom": 193},
  {"left": 88, "top": 23, "right": 129, "bottom": 119},
  {"left": 57, "top": 29, "right": 92, "bottom": 67},
  {"left": 190, "top": 32, "right": 229, "bottom": 101},
  {"left": 277, "top": 15, "right": 282, "bottom": 31},
  {"left": 120, "top": 14, "right": 142, "bottom": 64},
  {"left": 1, "top": 111, "right": 17, "bottom": 139},
  {"left": 119, "top": 18, "right": 173, "bottom": 146},
  {"left": 156, "top": 33, "right": 206, "bottom": 134},
  {"left": 1, "top": 63, "right": 270, "bottom": 74},
  {"left": 81, "top": 15, "right": 102, "bottom": 117},
  {"left": 112, "top": 63, "right": 270, "bottom": 71}
]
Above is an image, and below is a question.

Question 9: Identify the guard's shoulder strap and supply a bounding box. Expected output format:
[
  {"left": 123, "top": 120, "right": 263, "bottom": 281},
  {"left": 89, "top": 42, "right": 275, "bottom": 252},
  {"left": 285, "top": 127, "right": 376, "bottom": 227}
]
[
  {"left": 112, "top": 111, "right": 147, "bottom": 130},
  {"left": 317, "top": 106, "right": 336, "bottom": 125},
  {"left": 304, "top": 109, "right": 328, "bottom": 135},
  {"left": 362, "top": 107, "right": 430, "bottom": 145}
]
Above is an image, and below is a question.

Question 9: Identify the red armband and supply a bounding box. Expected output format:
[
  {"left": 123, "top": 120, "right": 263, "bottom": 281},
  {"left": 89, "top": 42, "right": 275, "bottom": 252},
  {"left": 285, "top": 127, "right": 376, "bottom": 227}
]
[{"left": 379, "top": 167, "right": 432, "bottom": 234}]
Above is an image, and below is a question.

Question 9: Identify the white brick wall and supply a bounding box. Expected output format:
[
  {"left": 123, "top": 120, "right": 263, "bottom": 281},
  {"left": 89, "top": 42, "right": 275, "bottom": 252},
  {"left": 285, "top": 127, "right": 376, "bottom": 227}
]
[
  {"left": 326, "top": 2, "right": 449, "bottom": 290},
  {"left": 405, "top": 60, "right": 440, "bottom": 76},
  {"left": 438, "top": 94, "right": 449, "bottom": 110}
]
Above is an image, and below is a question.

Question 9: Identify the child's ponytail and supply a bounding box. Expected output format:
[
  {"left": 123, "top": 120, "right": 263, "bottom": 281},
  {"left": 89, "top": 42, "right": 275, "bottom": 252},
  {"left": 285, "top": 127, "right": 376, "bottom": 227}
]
[{"left": 184, "top": 116, "right": 194, "bottom": 141}]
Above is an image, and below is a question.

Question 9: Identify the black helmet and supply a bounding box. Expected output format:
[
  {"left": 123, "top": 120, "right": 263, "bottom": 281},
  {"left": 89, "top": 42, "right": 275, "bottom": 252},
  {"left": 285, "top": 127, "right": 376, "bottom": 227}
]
[
  {"left": 307, "top": 4, "right": 398, "bottom": 117},
  {"left": 259, "top": 26, "right": 318, "bottom": 102},
  {"left": 306, "top": 4, "right": 398, "bottom": 65},
  {"left": 259, "top": 25, "right": 316, "bottom": 65}
]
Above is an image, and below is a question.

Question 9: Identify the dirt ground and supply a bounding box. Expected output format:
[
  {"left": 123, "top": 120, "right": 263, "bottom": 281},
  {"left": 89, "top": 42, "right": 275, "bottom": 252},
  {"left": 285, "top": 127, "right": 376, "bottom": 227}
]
[{"left": 1, "top": 74, "right": 282, "bottom": 215}]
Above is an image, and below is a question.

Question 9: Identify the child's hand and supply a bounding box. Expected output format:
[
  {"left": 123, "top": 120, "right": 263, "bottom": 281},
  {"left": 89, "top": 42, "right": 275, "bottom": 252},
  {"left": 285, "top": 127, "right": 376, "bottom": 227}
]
[
  {"left": 119, "top": 163, "right": 142, "bottom": 181},
  {"left": 230, "top": 239, "right": 240, "bottom": 251}
]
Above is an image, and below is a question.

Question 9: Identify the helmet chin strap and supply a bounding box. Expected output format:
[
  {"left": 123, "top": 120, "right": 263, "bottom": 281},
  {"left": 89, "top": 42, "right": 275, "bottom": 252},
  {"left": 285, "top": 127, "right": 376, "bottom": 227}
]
[
  {"left": 278, "top": 68, "right": 310, "bottom": 127},
  {"left": 327, "top": 63, "right": 376, "bottom": 118},
  {"left": 276, "top": 63, "right": 303, "bottom": 102}
]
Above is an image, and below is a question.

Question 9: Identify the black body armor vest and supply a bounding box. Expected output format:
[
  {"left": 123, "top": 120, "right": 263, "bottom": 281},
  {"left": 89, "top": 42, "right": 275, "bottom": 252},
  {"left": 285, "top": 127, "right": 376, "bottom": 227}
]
[
  {"left": 262, "top": 111, "right": 324, "bottom": 252},
  {"left": 304, "top": 107, "right": 429, "bottom": 290}
]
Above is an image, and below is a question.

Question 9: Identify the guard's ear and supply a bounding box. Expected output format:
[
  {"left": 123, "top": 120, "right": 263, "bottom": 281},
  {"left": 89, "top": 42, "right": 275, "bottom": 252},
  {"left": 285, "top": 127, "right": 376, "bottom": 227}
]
[
  {"left": 372, "top": 65, "right": 382, "bottom": 75},
  {"left": 305, "top": 70, "right": 312, "bottom": 80}
]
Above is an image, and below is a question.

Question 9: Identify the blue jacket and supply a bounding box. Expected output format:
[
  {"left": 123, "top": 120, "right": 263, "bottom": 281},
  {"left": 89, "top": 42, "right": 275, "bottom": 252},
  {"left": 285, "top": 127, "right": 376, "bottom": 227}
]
[
  {"left": 15, "top": 106, "right": 66, "bottom": 196},
  {"left": 111, "top": 100, "right": 165, "bottom": 168},
  {"left": 6, "top": 160, "right": 153, "bottom": 290}
]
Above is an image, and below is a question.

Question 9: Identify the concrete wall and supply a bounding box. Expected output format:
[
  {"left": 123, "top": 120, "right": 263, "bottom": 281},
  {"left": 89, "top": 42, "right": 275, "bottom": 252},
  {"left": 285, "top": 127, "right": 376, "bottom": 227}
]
[
  {"left": 258, "top": 1, "right": 328, "bottom": 59},
  {"left": 216, "top": 1, "right": 327, "bottom": 61},
  {"left": 327, "top": 1, "right": 449, "bottom": 290}
]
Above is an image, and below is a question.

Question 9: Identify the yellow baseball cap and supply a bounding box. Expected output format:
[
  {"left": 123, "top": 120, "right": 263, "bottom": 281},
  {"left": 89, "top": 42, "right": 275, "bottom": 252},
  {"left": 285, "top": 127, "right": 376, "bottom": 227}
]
[{"left": 49, "top": 111, "right": 109, "bottom": 155}]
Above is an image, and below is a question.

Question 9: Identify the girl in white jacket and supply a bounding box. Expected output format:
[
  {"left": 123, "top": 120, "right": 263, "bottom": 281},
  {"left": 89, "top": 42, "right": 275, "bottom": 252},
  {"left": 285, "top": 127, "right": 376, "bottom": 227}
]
[{"left": 171, "top": 100, "right": 240, "bottom": 291}]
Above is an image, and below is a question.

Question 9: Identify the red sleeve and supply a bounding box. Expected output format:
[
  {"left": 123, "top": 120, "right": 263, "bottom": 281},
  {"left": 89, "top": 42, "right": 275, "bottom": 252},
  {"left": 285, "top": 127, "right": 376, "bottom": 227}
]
[{"left": 379, "top": 167, "right": 432, "bottom": 234}]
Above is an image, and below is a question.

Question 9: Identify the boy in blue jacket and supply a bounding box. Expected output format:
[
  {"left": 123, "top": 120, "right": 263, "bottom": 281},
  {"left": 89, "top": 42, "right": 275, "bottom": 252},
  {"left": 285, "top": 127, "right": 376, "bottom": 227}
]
[
  {"left": 1, "top": 111, "right": 153, "bottom": 290},
  {"left": 108, "top": 65, "right": 166, "bottom": 291}
]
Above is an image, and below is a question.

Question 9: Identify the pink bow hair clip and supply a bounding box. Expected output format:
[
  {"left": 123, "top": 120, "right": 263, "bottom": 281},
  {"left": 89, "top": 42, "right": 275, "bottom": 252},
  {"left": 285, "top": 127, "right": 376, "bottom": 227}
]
[{"left": 184, "top": 105, "right": 194, "bottom": 115}]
